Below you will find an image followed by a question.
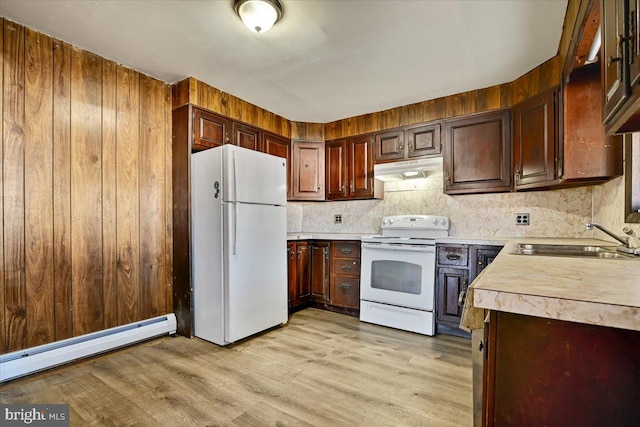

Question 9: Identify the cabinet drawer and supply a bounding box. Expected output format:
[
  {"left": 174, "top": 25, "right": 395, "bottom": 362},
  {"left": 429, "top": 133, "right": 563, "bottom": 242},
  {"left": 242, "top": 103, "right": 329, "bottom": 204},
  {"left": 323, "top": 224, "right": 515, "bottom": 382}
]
[
  {"left": 332, "top": 242, "right": 361, "bottom": 258},
  {"left": 332, "top": 258, "right": 360, "bottom": 276},
  {"left": 331, "top": 277, "right": 360, "bottom": 309},
  {"left": 437, "top": 245, "right": 469, "bottom": 266}
]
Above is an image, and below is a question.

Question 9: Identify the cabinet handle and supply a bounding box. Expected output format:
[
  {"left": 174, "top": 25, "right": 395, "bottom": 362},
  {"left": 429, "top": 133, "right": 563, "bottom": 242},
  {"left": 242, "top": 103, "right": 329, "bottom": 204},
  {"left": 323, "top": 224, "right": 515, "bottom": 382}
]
[
  {"left": 341, "top": 182, "right": 345, "bottom": 193},
  {"left": 297, "top": 249, "right": 302, "bottom": 259},
  {"left": 324, "top": 247, "right": 329, "bottom": 260},
  {"left": 409, "top": 143, "right": 413, "bottom": 149},
  {"left": 341, "top": 248, "right": 352, "bottom": 255},
  {"left": 608, "top": 55, "right": 623, "bottom": 67},
  {"left": 515, "top": 167, "right": 520, "bottom": 181},
  {"left": 445, "top": 173, "right": 451, "bottom": 185},
  {"left": 341, "top": 265, "right": 352, "bottom": 272},
  {"left": 289, "top": 249, "right": 294, "bottom": 260},
  {"left": 341, "top": 283, "right": 351, "bottom": 290},
  {"left": 399, "top": 144, "right": 403, "bottom": 150},
  {"left": 445, "top": 253, "right": 461, "bottom": 261},
  {"left": 458, "top": 290, "right": 466, "bottom": 307},
  {"left": 477, "top": 260, "right": 483, "bottom": 266},
  {"left": 225, "top": 131, "right": 230, "bottom": 144},
  {"left": 350, "top": 181, "right": 354, "bottom": 192},
  {"left": 478, "top": 341, "right": 484, "bottom": 352}
]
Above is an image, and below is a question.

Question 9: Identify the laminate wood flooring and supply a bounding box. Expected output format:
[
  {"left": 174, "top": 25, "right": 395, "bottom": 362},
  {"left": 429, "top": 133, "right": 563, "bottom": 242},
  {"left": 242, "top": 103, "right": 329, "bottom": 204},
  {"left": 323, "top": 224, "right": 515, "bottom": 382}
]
[{"left": 0, "top": 308, "right": 473, "bottom": 426}]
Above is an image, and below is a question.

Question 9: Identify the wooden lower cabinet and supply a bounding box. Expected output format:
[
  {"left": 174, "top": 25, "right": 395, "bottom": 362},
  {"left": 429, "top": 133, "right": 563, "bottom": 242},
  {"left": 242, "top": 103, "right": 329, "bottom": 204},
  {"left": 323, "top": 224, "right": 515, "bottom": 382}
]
[
  {"left": 484, "top": 311, "right": 640, "bottom": 426},
  {"left": 287, "top": 241, "right": 310, "bottom": 309},
  {"left": 436, "top": 244, "right": 502, "bottom": 337},
  {"left": 288, "top": 240, "right": 361, "bottom": 315},
  {"left": 310, "top": 242, "right": 330, "bottom": 302}
]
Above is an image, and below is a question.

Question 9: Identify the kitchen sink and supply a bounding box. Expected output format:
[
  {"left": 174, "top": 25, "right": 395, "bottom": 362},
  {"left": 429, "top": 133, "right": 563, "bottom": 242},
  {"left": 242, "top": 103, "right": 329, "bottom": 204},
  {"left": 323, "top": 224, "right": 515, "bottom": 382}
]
[{"left": 511, "top": 243, "right": 639, "bottom": 260}]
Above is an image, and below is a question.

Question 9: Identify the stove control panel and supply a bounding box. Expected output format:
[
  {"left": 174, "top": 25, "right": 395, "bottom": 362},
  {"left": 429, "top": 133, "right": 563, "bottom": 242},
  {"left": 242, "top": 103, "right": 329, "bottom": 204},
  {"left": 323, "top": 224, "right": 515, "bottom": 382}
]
[{"left": 380, "top": 215, "right": 450, "bottom": 235}]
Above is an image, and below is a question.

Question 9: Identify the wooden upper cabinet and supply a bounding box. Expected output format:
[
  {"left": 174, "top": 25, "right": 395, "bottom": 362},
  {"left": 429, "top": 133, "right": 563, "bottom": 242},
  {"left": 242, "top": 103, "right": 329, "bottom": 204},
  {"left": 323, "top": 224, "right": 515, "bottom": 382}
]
[
  {"left": 232, "top": 122, "right": 262, "bottom": 151},
  {"left": 326, "top": 139, "right": 348, "bottom": 199},
  {"left": 348, "top": 134, "right": 375, "bottom": 198},
  {"left": 374, "top": 130, "right": 405, "bottom": 162},
  {"left": 513, "top": 89, "right": 557, "bottom": 188},
  {"left": 374, "top": 122, "right": 441, "bottom": 163},
  {"left": 291, "top": 141, "right": 325, "bottom": 201},
  {"left": 193, "top": 107, "right": 231, "bottom": 151},
  {"left": 602, "top": 0, "right": 630, "bottom": 125},
  {"left": 263, "top": 132, "right": 292, "bottom": 199},
  {"left": 443, "top": 109, "right": 512, "bottom": 194}
]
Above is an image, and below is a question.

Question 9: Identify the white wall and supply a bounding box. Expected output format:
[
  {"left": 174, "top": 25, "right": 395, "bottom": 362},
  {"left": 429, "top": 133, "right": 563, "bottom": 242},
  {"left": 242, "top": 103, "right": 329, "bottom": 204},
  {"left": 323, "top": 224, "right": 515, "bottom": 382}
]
[{"left": 289, "top": 172, "right": 594, "bottom": 238}]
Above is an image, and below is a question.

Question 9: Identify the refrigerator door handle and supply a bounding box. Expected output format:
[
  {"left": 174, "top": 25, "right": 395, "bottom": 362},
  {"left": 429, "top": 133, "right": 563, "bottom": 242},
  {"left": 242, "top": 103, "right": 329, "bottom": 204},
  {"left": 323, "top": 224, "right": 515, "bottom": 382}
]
[
  {"left": 232, "top": 150, "right": 238, "bottom": 202},
  {"left": 233, "top": 202, "right": 238, "bottom": 256}
]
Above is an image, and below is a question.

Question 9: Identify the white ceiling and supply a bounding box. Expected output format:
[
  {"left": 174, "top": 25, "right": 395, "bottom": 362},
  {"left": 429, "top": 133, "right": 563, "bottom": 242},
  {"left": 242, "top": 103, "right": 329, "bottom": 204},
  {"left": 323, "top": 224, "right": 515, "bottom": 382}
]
[{"left": 0, "top": 0, "right": 568, "bottom": 123}]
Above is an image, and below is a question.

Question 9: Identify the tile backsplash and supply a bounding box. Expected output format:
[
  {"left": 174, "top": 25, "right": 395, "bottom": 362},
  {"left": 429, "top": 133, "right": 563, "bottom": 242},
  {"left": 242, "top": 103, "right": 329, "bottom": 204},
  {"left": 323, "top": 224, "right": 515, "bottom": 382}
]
[{"left": 288, "top": 172, "right": 593, "bottom": 238}]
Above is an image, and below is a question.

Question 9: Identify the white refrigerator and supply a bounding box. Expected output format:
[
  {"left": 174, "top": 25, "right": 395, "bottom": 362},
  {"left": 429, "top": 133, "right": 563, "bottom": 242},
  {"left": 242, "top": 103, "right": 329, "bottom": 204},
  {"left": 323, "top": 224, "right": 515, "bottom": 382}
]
[{"left": 191, "top": 144, "right": 288, "bottom": 346}]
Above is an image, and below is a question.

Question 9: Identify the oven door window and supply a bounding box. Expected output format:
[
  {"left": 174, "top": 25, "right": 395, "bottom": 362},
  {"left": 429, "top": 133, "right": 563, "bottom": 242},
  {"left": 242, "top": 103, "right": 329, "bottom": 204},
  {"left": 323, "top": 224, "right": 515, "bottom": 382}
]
[{"left": 370, "top": 260, "right": 422, "bottom": 295}]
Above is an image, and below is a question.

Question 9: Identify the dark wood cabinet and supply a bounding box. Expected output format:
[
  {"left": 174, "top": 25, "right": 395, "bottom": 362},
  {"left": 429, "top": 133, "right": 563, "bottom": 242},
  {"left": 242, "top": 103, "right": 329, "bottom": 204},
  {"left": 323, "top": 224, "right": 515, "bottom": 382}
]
[
  {"left": 600, "top": 0, "right": 640, "bottom": 134},
  {"left": 232, "top": 122, "right": 262, "bottom": 151},
  {"left": 287, "top": 241, "right": 310, "bottom": 309},
  {"left": 329, "top": 242, "right": 361, "bottom": 310},
  {"left": 436, "top": 244, "right": 502, "bottom": 337},
  {"left": 513, "top": 89, "right": 557, "bottom": 188},
  {"left": 263, "top": 132, "right": 293, "bottom": 199},
  {"left": 193, "top": 107, "right": 231, "bottom": 151},
  {"left": 483, "top": 311, "right": 640, "bottom": 426},
  {"left": 374, "top": 123, "right": 441, "bottom": 163},
  {"left": 291, "top": 141, "right": 325, "bottom": 201},
  {"left": 443, "top": 110, "right": 512, "bottom": 194},
  {"left": 326, "top": 136, "right": 382, "bottom": 200},
  {"left": 310, "top": 242, "right": 330, "bottom": 302}
]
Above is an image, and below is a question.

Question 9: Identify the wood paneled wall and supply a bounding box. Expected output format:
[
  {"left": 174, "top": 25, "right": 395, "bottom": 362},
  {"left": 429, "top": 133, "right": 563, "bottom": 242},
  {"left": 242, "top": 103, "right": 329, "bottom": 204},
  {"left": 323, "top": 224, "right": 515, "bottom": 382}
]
[
  {"left": 0, "top": 19, "right": 173, "bottom": 353},
  {"left": 172, "top": 77, "right": 290, "bottom": 138},
  {"left": 290, "top": 121, "right": 325, "bottom": 142},
  {"left": 324, "top": 56, "right": 561, "bottom": 140}
]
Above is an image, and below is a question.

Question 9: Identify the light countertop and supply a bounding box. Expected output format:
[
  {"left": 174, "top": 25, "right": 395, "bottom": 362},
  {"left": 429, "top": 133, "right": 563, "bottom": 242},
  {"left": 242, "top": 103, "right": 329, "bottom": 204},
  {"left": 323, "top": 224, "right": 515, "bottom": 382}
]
[{"left": 472, "top": 237, "right": 640, "bottom": 331}]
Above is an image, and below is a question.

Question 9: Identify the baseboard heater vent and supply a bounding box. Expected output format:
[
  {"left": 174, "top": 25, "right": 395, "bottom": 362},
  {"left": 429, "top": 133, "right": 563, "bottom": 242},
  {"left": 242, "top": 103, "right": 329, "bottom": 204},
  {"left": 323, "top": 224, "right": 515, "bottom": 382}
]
[{"left": 0, "top": 313, "right": 177, "bottom": 383}]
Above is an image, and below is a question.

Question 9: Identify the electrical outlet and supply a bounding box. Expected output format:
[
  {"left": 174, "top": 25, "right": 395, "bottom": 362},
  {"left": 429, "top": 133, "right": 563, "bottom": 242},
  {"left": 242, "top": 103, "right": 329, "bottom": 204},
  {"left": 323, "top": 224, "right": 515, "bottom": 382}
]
[
  {"left": 515, "top": 213, "right": 530, "bottom": 226},
  {"left": 334, "top": 214, "right": 342, "bottom": 224}
]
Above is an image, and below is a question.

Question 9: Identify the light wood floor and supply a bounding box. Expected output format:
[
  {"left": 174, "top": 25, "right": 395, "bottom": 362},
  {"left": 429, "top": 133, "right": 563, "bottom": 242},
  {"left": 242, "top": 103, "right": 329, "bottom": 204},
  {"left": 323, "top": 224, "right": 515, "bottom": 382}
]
[{"left": 0, "top": 309, "right": 473, "bottom": 426}]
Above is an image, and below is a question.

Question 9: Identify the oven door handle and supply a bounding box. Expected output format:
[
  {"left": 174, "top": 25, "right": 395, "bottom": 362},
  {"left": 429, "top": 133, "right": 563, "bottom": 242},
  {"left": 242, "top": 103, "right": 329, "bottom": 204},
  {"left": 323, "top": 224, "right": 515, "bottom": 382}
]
[{"left": 361, "top": 242, "right": 435, "bottom": 253}]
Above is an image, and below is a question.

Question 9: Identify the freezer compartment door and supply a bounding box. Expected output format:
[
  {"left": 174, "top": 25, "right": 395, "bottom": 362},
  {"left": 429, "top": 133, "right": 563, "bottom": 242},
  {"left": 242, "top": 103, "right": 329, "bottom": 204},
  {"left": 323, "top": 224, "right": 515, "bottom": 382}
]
[
  {"left": 223, "top": 202, "right": 287, "bottom": 343},
  {"left": 222, "top": 145, "right": 287, "bottom": 206}
]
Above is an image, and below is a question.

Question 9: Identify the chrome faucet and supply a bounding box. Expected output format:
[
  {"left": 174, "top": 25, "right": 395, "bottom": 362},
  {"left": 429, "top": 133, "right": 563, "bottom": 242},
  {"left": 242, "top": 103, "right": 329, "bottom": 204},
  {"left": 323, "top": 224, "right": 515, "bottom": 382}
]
[{"left": 586, "top": 222, "right": 640, "bottom": 254}]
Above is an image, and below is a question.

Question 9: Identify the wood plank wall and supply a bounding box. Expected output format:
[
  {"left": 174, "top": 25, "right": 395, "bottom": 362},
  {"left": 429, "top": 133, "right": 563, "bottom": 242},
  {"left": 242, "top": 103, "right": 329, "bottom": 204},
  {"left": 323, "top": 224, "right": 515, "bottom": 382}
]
[
  {"left": 0, "top": 19, "right": 173, "bottom": 353},
  {"left": 324, "top": 56, "right": 561, "bottom": 140},
  {"left": 172, "top": 77, "right": 291, "bottom": 138},
  {"left": 290, "top": 122, "right": 325, "bottom": 142}
]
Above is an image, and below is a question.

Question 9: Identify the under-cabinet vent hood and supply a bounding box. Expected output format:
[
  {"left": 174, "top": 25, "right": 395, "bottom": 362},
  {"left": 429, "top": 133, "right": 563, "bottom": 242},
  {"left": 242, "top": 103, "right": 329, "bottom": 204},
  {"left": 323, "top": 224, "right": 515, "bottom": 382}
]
[{"left": 374, "top": 157, "right": 443, "bottom": 181}]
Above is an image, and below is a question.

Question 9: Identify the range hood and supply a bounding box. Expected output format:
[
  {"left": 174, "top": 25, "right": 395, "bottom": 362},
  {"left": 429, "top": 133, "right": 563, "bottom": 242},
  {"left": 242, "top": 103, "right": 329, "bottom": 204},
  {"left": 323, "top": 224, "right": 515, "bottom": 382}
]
[{"left": 374, "top": 157, "right": 443, "bottom": 181}]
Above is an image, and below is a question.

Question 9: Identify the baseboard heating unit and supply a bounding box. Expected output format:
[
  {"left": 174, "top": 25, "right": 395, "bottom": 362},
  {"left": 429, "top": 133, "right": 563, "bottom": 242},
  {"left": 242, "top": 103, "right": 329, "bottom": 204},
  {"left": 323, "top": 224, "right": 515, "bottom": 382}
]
[{"left": 0, "top": 313, "right": 177, "bottom": 383}]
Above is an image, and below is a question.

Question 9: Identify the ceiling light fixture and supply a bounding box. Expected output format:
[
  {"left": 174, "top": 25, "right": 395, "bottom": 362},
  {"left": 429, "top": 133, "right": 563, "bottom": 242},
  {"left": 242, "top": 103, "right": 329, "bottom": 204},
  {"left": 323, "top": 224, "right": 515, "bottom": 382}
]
[{"left": 234, "top": 0, "right": 284, "bottom": 34}]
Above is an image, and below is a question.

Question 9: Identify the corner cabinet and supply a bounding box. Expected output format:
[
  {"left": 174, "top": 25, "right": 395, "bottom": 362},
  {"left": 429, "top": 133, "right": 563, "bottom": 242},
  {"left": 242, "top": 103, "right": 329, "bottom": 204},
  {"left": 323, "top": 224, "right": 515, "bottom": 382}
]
[
  {"left": 287, "top": 241, "right": 310, "bottom": 310},
  {"left": 310, "top": 242, "right": 330, "bottom": 303},
  {"left": 443, "top": 110, "right": 512, "bottom": 194},
  {"left": 326, "top": 135, "right": 382, "bottom": 200},
  {"left": 435, "top": 244, "right": 502, "bottom": 337}
]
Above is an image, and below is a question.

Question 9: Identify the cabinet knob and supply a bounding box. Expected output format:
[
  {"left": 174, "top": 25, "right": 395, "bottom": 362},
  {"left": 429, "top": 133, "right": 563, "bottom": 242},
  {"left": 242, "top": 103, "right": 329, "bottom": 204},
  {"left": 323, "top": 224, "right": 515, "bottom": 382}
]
[
  {"left": 399, "top": 145, "right": 403, "bottom": 150},
  {"left": 317, "top": 186, "right": 321, "bottom": 191},
  {"left": 477, "top": 261, "right": 483, "bottom": 266}
]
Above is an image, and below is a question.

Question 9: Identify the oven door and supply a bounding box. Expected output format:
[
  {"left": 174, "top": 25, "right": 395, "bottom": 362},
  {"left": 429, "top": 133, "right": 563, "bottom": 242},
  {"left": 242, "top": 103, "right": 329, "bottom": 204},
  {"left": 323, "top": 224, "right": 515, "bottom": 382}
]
[{"left": 360, "top": 242, "right": 435, "bottom": 311}]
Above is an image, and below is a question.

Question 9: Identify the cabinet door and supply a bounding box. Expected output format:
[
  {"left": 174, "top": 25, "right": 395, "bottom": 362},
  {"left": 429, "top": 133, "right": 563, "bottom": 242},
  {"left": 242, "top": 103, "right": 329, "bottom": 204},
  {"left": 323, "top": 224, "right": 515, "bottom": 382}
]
[
  {"left": 232, "top": 122, "right": 262, "bottom": 151},
  {"left": 310, "top": 242, "right": 330, "bottom": 302},
  {"left": 407, "top": 123, "right": 441, "bottom": 158},
  {"left": 292, "top": 141, "right": 325, "bottom": 200},
  {"left": 348, "top": 134, "right": 375, "bottom": 198},
  {"left": 193, "top": 108, "right": 231, "bottom": 150},
  {"left": 287, "top": 242, "right": 296, "bottom": 308},
  {"left": 472, "top": 246, "right": 501, "bottom": 279},
  {"left": 629, "top": 1, "right": 640, "bottom": 87},
  {"left": 436, "top": 267, "right": 469, "bottom": 325},
  {"left": 602, "top": 0, "right": 630, "bottom": 123},
  {"left": 326, "top": 140, "right": 348, "bottom": 200},
  {"left": 296, "top": 242, "right": 311, "bottom": 305},
  {"left": 374, "top": 129, "right": 405, "bottom": 163},
  {"left": 513, "top": 90, "right": 557, "bottom": 188},
  {"left": 263, "top": 133, "right": 292, "bottom": 199},
  {"left": 443, "top": 110, "right": 512, "bottom": 194}
]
